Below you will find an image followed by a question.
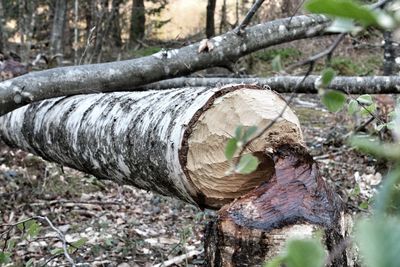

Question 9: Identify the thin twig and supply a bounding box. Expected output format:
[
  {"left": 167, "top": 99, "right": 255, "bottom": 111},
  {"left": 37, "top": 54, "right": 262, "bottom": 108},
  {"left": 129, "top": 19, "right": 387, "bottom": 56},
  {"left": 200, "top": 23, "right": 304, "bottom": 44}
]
[
  {"left": 79, "top": 26, "right": 96, "bottom": 65},
  {"left": 287, "top": 0, "right": 307, "bottom": 26},
  {"left": 237, "top": 63, "right": 315, "bottom": 159},
  {"left": 1, "top": 216, "right": 78, "bottom": 267},
  {"left": 354, "top": 116, "right": 375, "bottom": 132},
  {"left": 235, "top": 0, "right": 265, "bottom": 34},
  {"left": 347, "top": 93, "right": 385, "bottom": 125},
  {"left": 288, "top": 33, "right": 346, "bottom": 70}
]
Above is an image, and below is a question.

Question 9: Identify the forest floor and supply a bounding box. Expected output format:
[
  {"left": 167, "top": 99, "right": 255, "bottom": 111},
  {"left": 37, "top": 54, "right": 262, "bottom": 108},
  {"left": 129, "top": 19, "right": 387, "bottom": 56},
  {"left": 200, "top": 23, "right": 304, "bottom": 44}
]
[{"left": 0, "top": 93, "right": 383, "bottom": 267}]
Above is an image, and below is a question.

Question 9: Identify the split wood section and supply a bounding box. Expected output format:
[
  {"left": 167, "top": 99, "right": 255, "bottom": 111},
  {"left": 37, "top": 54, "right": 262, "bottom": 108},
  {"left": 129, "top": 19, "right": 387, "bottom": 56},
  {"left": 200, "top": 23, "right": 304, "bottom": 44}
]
[
  {"left": 0, "top": 84, "right": 301, "bottom": 208},
  {"left": 204, "top": 145, "right": 350, "bottom": 266}
]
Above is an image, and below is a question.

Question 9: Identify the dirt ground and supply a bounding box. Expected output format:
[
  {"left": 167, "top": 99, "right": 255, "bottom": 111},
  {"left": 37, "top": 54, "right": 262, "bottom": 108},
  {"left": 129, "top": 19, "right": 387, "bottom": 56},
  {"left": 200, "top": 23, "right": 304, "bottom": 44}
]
[{"left": 0, "top": 92, "right": 384, "bottom": 267}]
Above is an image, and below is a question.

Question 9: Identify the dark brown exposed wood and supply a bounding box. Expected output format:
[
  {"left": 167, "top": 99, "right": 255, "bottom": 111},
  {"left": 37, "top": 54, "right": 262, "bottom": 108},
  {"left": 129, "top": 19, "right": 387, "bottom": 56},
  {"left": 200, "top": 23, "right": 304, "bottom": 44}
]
[{"left": 204, "top": 145, "right": 350, "bottom": 266}]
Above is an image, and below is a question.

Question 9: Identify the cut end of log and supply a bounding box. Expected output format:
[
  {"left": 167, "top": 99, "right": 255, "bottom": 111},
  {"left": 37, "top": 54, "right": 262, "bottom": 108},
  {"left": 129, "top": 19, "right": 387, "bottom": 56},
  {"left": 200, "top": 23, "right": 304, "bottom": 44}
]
[{"left": 183, "top": 86, "right": 303, "bottom": 208}]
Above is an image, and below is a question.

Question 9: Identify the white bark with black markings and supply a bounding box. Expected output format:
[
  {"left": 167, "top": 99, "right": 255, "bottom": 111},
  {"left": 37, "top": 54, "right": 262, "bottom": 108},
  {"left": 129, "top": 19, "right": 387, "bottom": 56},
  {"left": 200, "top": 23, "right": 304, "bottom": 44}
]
[
  {"left": 0, "top": 14, "right": 331, "bottom": 116},
  {"left": 0, "top": 85, "right": 302, "bottom": 208},
  {"left": 139, "top": 76, "right": 400, "bottom": 94}
]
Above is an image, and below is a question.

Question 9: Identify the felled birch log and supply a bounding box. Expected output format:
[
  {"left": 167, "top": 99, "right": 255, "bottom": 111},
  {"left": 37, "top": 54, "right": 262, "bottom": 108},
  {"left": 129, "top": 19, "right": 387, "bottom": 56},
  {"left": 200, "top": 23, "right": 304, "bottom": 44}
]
[{"left": 0, "top": 84, "right": 302, "bottom": 208}]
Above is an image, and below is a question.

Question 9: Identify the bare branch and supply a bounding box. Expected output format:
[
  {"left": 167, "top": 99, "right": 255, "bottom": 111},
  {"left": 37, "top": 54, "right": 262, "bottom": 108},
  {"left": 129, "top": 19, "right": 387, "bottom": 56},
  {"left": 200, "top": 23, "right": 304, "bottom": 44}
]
[
  {"left": 0, "top": 14, "right": 331, "bottom": 116},
  {"left": 235, "top": 0, "right": 265, "bottom": 34},
  {"left": 138, "top": 76, "right": 400, "bottom": 94},
  {"left": 290, "top": 0, "right": 392, "bottom": 70},
  {"left": 288, "top": 33, "right": 346, "bottom": 70}
]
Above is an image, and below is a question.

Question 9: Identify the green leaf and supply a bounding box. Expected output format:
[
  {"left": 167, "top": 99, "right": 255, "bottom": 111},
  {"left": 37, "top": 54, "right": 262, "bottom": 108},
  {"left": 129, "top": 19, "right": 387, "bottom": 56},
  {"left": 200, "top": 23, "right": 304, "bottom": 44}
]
[
  {"left": 321, "top": 68, "right": 336, "bottom": 87},
  {"left": 357, "top": 94, "right": 373, "bottom": 105},
  {"left": 264, "top": 257, "right": 284, "bottom": 267},
  {"left": 242, "top": 126, "right": 258, "bottom": 143},
  {"left": 225, "top": 138, "right": 238, "bottom": 160},
  {"left": 17, "top": 221, "right": 26, "bottom": 232},
  {"left": 50, "top": 248, "right": 64, "bottom": 255},
  {"left": 350, "top": 135, "right": 400, "bottom": 160},
  {"left": 0, "top": 252, "right": 11, "bottom": 264},
  {"left": 25, "top": 258, "right": 34, "bottom": 267},
  {"left": 272, "top": 55, "right": 283, "bottom": 72},
  {"left": 7, "top": 238, "right": 16, "bottom": 250},
  {"left": 356, "top": 217, "right": 400, "bottom": 267},
  {"left": 104, "top": 238, "right": 113, "bottom": 247},
  {"left": 235, "top": 126, "right": 243, "bottom": 140},
  {"left": 374, "top": 167, "right": 400, "bottom": 216},
  {"left": 327, "top": 18, "right": 358, "bottom": 33},
  {"left": 359, "top": 201, "right": 369, "bottom": 209},
  {"left": 27, "top": 220, "right": 41, "bottom": 238},
  {"left": 388, "top": 110, "right": 396, "bottom": 120},
  {"left": 235, "top": 154, "right": 260, "bottom": 174},
  {"left": 284, "top": 239, "right": 326, "bottom": 267},
  {"left": 305, "top": 0, "right": 379, "bottom": 26},
  {"left": 387, "top": 121, "right": 396, "bottom": 130},
  {"left": 72, "top": 237, "right": 88, "bottom": 249},
  {"left": 321, "top": 90, "right": 346, "bottom": 112},
  {"left": 348, "top": 99, "right": 359, "bottom": 115},
  {"left": 360, "top": 103, "right": 376, "bottom": 116},
  {"left": 351, "top": 184, "right": 360, "bottom": 197}
]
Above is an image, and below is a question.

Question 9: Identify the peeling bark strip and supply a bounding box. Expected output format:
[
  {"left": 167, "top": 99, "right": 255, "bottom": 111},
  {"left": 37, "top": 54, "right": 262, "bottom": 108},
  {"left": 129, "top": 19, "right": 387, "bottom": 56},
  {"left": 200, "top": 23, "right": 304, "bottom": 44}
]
[
  {"left": 0, "top": 85, "right": 303, "bottom": 208},
  {"left": 204, "top": 145, "right": 352, "bottom": 266},
  {"left": 0, "top": 14, "right": 331, "bottom": 116},
  {"left": 140, "top": 76, "right": 400, "bottom": 94}
]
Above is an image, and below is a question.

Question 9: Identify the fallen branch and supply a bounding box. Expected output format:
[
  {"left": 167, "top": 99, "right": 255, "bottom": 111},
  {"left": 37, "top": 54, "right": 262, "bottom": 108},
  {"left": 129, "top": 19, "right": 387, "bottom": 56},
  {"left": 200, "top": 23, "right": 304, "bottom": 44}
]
[
  {"left": 0, "top": 14, "right": 330, "bottom": 116},
  {"left": 139, "top": 76, "right": 400, "bottom": 94},
  {"left": 153, "top": 250, "right": 203, "bottom": 267}
]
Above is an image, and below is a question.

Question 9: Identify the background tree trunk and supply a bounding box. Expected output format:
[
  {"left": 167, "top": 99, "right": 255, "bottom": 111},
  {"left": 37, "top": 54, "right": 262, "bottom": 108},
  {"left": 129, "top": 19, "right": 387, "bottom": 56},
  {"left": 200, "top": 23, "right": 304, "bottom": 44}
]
[
  {"left": 110, "top": 0, "right": 123, "bottom": 50},
  {"left": 206, "top": 0, "right": 217, "bottom": 38},
  {"left": 73, "top": 0, "right": 79, "bottom": 65},
  {"left": 0, "top": 0, "right": 5, "bottom": 52},
  {"left": 0, "top": 84, "right": 302, "bottom": 209},
  {"left": 50, "top": 0, "right": 67, "bottom": 66},
  {"left": 92, "top": 0, "right": 108, "bottom": 63},
  {"left": 219, "top": 0, "right": 227, "bottom": 34},
  {"left": 383, "top": 31, "right": 399, "bottom": 75},
  {"left": 17, "top": 0, "right": 26, "bottom": 60},
  {"left": 130, "top": 0, "right": 145, "bottom": 44}
]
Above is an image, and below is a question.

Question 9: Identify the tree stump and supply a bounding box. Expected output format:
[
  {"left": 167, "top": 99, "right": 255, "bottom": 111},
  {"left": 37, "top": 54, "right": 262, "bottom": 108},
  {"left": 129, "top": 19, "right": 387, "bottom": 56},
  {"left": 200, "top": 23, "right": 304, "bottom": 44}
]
[{"left": 204, "top": 145, "right": 354, "bottom": 267}]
